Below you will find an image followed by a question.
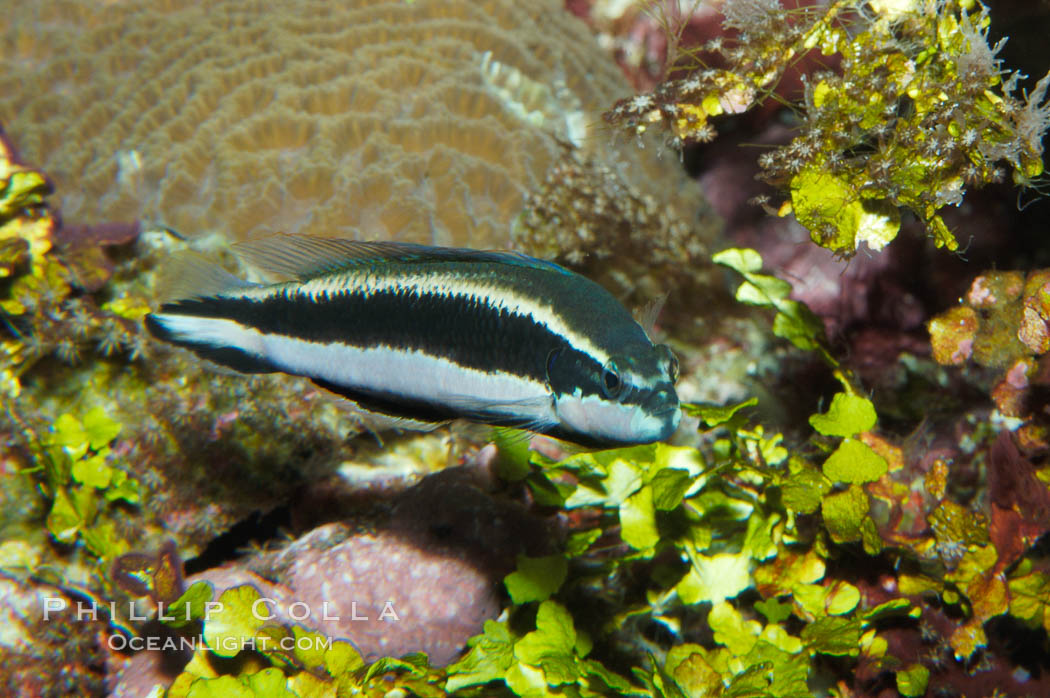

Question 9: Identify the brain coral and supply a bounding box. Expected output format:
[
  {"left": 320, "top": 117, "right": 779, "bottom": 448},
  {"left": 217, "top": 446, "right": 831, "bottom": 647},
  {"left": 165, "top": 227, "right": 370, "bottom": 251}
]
[{"left": 0, "top": 0, "right": 710, "bottom": 253}]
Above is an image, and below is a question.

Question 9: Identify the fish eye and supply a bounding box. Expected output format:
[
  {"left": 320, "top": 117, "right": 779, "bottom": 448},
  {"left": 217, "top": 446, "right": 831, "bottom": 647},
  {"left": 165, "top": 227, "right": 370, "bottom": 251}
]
[
  {"left": 657, "top": 344, "right": 679, "bottom": 383},
  {"left": 601, "top": 359, "right": 624, "bottom": 400}
]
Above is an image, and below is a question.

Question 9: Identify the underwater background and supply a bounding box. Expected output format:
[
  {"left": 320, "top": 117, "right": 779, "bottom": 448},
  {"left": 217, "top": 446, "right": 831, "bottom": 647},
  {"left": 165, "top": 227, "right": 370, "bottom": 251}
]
[{"left": 3, "top": 0, "right": 1050, "bottom": 695}]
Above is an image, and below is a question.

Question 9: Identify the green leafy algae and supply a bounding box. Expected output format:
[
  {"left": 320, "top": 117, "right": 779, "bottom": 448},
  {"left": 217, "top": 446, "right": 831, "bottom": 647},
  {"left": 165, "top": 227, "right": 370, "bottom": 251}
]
[
  {"left": 808, "top": 392, "right": 877, "bottom": 438},
  {"left": 713, "top": 248, "right": 827, "bottom": 355},
  {"left": 166, "top": 581, "right": 214, "bottom": 630},
  {"left": 63, "top": 244, "right": 1040, "bottom": 698},
  {"left": 822, "top": 439, "right": 887, "bottom": 485},
  {"left": 896, "top": 664, "right": 931, "bottom": 697},
  {"left": 203, "top": 585, "right": 267, "bottom": 658},
  {"left": 505, "top": 555, "right": 569, "bottom": 604},
  {"left": 35, "top": 407, "right": 140, "bottom": 556}
]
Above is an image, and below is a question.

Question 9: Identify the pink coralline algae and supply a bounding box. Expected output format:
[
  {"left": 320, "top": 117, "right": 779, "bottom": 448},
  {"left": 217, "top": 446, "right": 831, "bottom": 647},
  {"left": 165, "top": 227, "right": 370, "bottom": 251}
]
[{"left": 111, "top": 462, "right": 557, "bottom": 693}]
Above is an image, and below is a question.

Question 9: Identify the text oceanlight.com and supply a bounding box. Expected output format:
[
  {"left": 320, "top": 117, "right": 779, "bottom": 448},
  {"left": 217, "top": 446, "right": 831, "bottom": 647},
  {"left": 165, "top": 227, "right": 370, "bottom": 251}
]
[{"left": 108, "top": 634, "right": 335, "bottom": 653}]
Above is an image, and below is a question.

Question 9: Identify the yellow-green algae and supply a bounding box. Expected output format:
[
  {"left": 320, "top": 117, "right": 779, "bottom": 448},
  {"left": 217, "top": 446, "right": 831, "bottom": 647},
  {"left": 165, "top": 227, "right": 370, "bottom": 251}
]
[
  {"left": 4, "top": 177, "right": 1050, "bottom": 696},
  {"left": 106, "top": 248, "right": 1049, "bottom": 696},
  {"left": 607, "top": 0, "right": 1050, "bottom": 258}
]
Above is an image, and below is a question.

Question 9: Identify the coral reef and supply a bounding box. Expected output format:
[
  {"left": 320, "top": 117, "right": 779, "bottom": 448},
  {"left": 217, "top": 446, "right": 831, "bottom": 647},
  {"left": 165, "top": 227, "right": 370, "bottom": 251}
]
[
  {"left": 0, "top": 0, "right": 711, "bottom": 262},
  {"left": 0, "top": 573, "right": 109, "bottom": 696},
  {"left": 5, "top": 0, "right": 1050, "bottom": 696},
  {"left": 108, "top": 284, "right": 1050, "bottom": 696}
]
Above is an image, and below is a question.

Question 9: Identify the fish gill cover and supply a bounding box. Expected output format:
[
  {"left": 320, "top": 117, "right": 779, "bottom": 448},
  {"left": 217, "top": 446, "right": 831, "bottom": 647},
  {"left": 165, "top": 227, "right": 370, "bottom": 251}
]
[{"left": 4, "top": 0, "right": 1050, "bottom": 697}]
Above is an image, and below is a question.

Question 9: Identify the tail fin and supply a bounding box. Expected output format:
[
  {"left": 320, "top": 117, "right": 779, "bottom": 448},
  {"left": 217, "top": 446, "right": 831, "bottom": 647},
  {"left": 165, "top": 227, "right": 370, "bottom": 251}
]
[{"left": 145, "top": 311, "right": 276, "bottom": 374}]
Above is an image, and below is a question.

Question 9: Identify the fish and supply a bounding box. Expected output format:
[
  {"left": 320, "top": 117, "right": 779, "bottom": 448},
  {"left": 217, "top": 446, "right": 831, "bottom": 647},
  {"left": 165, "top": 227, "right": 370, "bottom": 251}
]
[{"left": 144, "top": 235, "right": 681, "bottom": 446}]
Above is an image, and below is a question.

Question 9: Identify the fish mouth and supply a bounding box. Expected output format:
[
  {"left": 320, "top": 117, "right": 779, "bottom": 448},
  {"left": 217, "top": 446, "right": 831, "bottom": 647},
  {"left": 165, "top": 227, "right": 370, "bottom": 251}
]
[
  {"left": 656, "top": 404, "right": 682, "bottom": 430},
  {"left": 649, "top": 402, "right": 680, "bottom": 417},
  {"left": 643, "top": 391, "right": 680, "bottom": 421},
  {"left": 633, "top": 400, "right": 681, "bottom": 442}
]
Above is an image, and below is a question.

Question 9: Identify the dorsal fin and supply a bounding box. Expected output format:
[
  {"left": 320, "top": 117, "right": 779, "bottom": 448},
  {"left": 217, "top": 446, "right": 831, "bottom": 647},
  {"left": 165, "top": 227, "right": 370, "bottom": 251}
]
[
  {"left": 233, "top": 234, "right": 571, "bottom": 280},
  {"left": 634, "top": 292, "right": 668, "bottom": 340},
  {"left": 154, "top": 251, "right": 255, "bottom": 302}
]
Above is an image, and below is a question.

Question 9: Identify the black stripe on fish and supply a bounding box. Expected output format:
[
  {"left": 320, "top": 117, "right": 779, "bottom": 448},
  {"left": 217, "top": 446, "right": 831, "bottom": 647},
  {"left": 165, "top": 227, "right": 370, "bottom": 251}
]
[
  {"left": 237, "top": 238, "right": 652, "bottom": 366},
  {"left": 154, "top": 287, "right": 608, "bottom": 396}
]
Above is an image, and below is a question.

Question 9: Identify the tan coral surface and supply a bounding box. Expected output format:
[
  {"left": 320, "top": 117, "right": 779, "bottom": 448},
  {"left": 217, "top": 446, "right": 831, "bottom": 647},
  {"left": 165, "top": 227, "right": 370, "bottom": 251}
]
[{"left": 1, "top": 0, "right": 705, "bottom": 252}]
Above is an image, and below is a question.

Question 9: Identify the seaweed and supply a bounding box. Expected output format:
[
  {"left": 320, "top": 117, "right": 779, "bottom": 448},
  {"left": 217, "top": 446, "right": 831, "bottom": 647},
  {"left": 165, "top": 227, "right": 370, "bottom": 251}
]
[{"left": 605, "top": 0, "right": 1050, "bottom": 258}]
